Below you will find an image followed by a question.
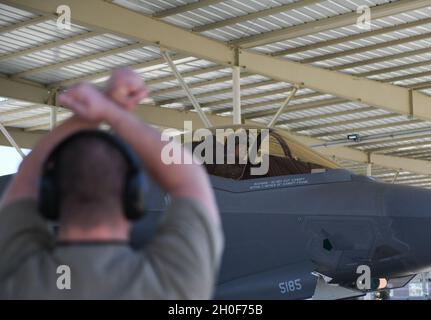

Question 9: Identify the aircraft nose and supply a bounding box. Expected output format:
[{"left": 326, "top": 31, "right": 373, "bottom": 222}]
[
  {"left": 383, "top": 184, "right": 431, "bottom": 273},
  {"left": 384, "top": 183, "right": 431, "bottom": 218}
]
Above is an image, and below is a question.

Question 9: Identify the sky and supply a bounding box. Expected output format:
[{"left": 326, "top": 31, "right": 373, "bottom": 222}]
[{"left": 0, "top": 146, "right": 31, "bottom": 176}]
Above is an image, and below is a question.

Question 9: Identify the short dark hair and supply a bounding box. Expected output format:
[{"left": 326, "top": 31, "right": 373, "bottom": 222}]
[{"left": 55, "top": 135, "right": 128, "bottom": 227}]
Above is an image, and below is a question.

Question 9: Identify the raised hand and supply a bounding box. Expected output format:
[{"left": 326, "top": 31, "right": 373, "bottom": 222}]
[
  {"left": 59, "top": 83, "right": 118, "bottom": 123},
  {"left": 106, "top": 68, "right": 150, "bottom": 110}
]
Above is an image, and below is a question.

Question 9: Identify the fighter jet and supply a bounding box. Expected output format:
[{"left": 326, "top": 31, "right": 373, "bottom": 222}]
[{"left": 1, "top": 125, "right": 430, "bottom": 300}]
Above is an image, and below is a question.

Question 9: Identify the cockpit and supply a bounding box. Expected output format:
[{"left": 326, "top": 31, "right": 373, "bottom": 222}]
[{"left": 188, "top": 125, "right": 339, "bottom": 180}]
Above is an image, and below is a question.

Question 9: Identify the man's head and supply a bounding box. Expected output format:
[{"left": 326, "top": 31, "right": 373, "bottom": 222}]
[
  {"left": 40, "top": 131, "right": 147, "bottom": 240},
  {"left": 55, "top": 133, "right": 129, "bottom": 229}
]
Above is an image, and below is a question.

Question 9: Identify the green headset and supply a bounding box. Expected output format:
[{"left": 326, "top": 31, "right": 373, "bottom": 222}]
[{"left": 39, "top": 130, "right": 148, "bottom": 221}]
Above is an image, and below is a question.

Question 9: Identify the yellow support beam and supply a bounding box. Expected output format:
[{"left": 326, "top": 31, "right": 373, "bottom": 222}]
[{"left": 6, "top": 0, "right": 431, "bottom": 123}]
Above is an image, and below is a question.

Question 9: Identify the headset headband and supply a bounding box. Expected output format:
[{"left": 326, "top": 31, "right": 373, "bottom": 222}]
[{"left": 43, "top": 130, "right": 141, "bottom": 174}]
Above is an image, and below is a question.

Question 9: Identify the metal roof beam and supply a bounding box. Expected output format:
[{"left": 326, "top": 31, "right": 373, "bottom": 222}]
[
  {"left": 146, "top": 65, "right": 223, "bottom": 86},
  {"left": 193, "top": 0, "right": 320, "bottom": 33},
  {"left": 276, "top": 107, "right": 376, "bottom": 126},
  {"left": 350, "top": 133, "right": 431, "bottom": 150},
  {"left": 0, "top": 14, "right": 50, "bottom": 33},
  {"left": 150, "top": 73, "right": 244, "bottom": 98},
  {"left": 385, "top": 70, "right": 431, "bottom": 83},
  {"left": 293, "top": 113, "right": 395, "bottom": 132},
  {"left": 153, "top": 0, "right": 224, "bottom": 18},
  {"left": 354, "top": 59, "right": 431, "bottom": 78},
  {"left": 0, "top": 76, "right": 50, "bottom": 104},
  {"left": 409, "top": 81, "right": 431, "bottom": 90},
  {"left": 230, "top": 0, "right": 431, "bottom": 48},
  {"left": 388, "top": 149, "right": 431, "bottom": 157},
  {"left": 12, "top": 42, "right": 145, "bottom": 79},
  {"left": 54, "top": 53, "right": 188, "bottom": 88},
  {"left": 388, "top": 148, "right": 431, "bottom": 158},
  {"left": 0, "top": 104, "right": 48, "bottom": 118},
  {"left": 208, "top": 90, "right": 321, "bottom": 112},
  {"left": 239, "top": 64, "right": 430, "bottom": 122},
  {"left": 366, "top": 139, "right": 431, "bottom": 153},
  {"left": 156, "top": 79, "right": 278, "bottom": 106},
  {"left": 243, "top": 98, "right": 347, "bottom": 119},
  {"left": 331, "top": 47, "right": 431, "bottom": 71},
  {"left": 272, "top": 16, "right": 431, "bottom": 57},
  {"left": 303, "top": 32, "right": 431, "bottom": 64},
  {"left": 0, "top": 31, "right": 99, "bottom": 62},
  {"left": 311, "top": 119, "right": 423, "bottom": 139},
  {"left": 25, "top": 122, "right": 53, "bottom": 132},
  {"left": 239, "top": 51, "right": 431, "bottom": 122},
  {"left": 2, "top": 109, "right": 68, "bottom": 127}
]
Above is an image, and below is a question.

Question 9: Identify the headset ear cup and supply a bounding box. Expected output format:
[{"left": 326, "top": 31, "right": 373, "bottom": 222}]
[
  {"left": 124, "top": 173, "right": 148, "bottom": 221},
  {"left": 39, "top": 178, "right": 59, "bottom": 221}
]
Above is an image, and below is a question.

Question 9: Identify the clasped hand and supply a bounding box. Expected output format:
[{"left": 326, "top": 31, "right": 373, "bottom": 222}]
[{"left": 59, "top": 68, "right": 150, "bottom": 123}]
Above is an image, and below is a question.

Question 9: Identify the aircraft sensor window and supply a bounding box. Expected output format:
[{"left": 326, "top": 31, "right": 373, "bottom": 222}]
[{"left": 323, "top": 239, "right": 333, "bottom": 252}]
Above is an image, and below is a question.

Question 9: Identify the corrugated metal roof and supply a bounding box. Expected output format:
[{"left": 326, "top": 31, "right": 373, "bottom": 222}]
[{"left": 1, "top": 0, "right": 431, "bottom": 188}]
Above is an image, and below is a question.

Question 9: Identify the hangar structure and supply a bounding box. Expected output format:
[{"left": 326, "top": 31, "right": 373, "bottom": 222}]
[{"left": 1, "top": 0, "right": 431, "bottom": 187}]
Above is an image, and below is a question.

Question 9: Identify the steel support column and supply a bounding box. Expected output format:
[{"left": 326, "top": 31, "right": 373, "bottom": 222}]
[
  {"left": 267, "top": 85, "right": 299, "bottom": 129},
  {"left": 161, "top": 50, "right": 212, "bottom": 128},
  {"left": 0, "top": 122, "right": 25, "bottom": 159},
  {"left": 232, "top": 48, "right": 241, "bottom": 125}
]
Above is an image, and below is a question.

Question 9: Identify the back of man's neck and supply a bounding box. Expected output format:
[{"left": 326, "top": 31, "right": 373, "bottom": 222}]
[
  {"left": 58, "top": 218, "right": 130, "bottom": 243},
  {"left": 58, "top": 229, "right": 129, "bottom": 243},
  {"left": 58, "top": 205, "right": 130, "bottom": 242}
]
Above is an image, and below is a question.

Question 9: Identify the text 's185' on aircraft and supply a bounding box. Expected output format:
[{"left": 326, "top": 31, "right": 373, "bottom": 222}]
[{"left": 0, "top": 125, "right": 430, "bottom": 299}]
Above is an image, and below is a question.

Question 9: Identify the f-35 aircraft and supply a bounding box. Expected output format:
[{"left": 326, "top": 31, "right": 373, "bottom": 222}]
[{"left": 1, "top": 125, "right": 429, "bottom": 299}]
